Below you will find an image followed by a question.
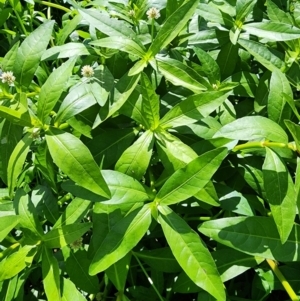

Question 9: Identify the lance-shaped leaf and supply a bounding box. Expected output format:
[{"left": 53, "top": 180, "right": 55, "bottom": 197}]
[
  {"left": 42, "top": 246, "right": 61, "bottom": 301},
  {"left": 266, "top": 0, "right": 294, "bottom": 25},
  {"left": 55, "top": 82, "right": 100, "bottom": 124},
  {"left": 214, "top": 116, "right": 288, "bottom": 143},
  {"left": 263, "top": 147, "right": 296, "bottom": 243},
  {"left": 285, "top": 120, "right": 300, "bottom": 151},
  {"left": 238, "top": 39, "right": 285, "bottom": 72},
  {"left": 0, "top": 245, "right": 35, "bottom": 282},
  {"left": 242, "top": 22, "right": 300, "bottom": 41},
  {"left": 90, "top": 37, "right": 146, "bottom": 58},
  {"left": 46, "top": 127, "right": 110, "bottom": 198},
  {"left": 154, "top": 56, "right": 209, "bottom": 93},
  {"left": 13, "top": 20, "right": 54, "bottom": 89},
  {"left": 140, "top": 73, "right": 160, "bottom": 130},
  {"left": 155, "top": 148, "right": 228, "bottom": 205},
  {"left": 295, "top": 158, "right": 300, "bottom": 216},
  {"left": 115, "top": 130, "right": 154, "bottom": 180},
  {"left": 268, "top": 69, "right": 292, "bottom": 125},
  {"left": 236, "top": 0, "right": 257, "bottom": 22},
  {"left": 0, "top": 215, "right": 19, "bottom": 242},
  {"left": 158, "top": 206, "right": 225, "bottom": 300},
  {"left": 0, "top": 120, "right": 22, "bottom": 185},
  {"left": 160, "top": 91, "right": 229, "bottom": 129},
  {"left": 93, "top": 72, "right": 140, "bottom": 127},
  {"left": 147, "top": 0, "right": 200, "bottom": 57},
  {"left": 89, "top": 204, "right": 152, "bottom": 275},
  {"left": 62, "top": 247, "right": 99, "bottom": 293},
  {"left": 61, "top": 277, "right": 87, "bottom": 301},
  {"left": 37, "top": 57, "right": 76, "bottom": 124},
  {"left": 1, "top": 41, "right": 20, "bottom": 72},
  {"left": 7, "top": 133, "right": 32, "bottom": 197},
  {"left": 43, "top": 223, "right": 92, "bottom": 248},
  {"left": 198, "top": 216, "right": 300, "bottom": 262},
  {"left": 15, "top": 189, "right": 44, "bottom": 238}
]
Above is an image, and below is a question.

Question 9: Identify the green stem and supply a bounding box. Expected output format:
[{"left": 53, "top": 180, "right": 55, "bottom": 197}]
[
  {"left": 151, "top": 19, "right": 154, "bottom": 42},
  {"left": 266, "top": 259, "right": 299, "bottom": 301},
  {"left": 233, "top": 141, "right": 296, "bottom": 152},
  {"left": 57, "top": 193, "right": 72, "bottom": 206},
  {"left": 132, "top": 252, "right": 165, "bottom": 301},
  {"left": 14, "top": 10, "right": 28, "bottom": 36},
  {"left": 34, "top": 0, "right": 71, "bottom": 13}
]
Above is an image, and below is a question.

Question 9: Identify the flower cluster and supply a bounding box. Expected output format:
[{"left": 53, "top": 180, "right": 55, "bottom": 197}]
[
  {"left": 0, "top": 71, "right": 16, "bottom": 86},
  {"left": 81, "top": 65, "right": 94, "bottom": 78},
  {"left": 146, "top": 7, "right": 160, "bottom": 19}
]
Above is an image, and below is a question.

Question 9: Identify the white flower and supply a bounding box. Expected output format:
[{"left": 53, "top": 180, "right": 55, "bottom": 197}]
[
  {"left": 0, "top": 71, "right": 16, "bottom": 86},
  {"left": 146, "top": 7, "right": 160, "bottom": 19},
  {"left": 81, "top": 65, "right": 94, "bottom": 78},
  {"left": 128, "top": 9, "right": 135, "bottom": 18}
]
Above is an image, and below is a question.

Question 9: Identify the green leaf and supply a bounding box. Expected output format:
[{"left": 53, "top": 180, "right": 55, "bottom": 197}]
[
  {"left": 0, "top": 215, "right": 19, "bottom": 242},
  {"left": 140, "top": 73, "right": 160, "bottom": 130},
  {"left": 62, "top": 247, "right": 99, "bottom": 293},
  {"left": 90, "top": 37, "right": 146, "bottom": 58},
  {"left": 266, "top": 0, "right": 294, "bottom": 25},
  {"left": 283, "top": 93, "right": 300, "bottom": 121},
  {"left": 37, "top": 57, "right": 76, "bottom": 124},
  {"left": 155, "top": 148, "right": 228, "bottom": 205},
  {"left": 13, "top": 20, "right": 54, "bottom": 89},
  {"left": 115, "top": 130, "right": 154, "bottom": 180},
  {"left": 268, "top": 69, "right": 292, "bottom": 125},
  {"left": 0, "top": 245, "right": 35, "bottom": 282},
  {"left": 262, "top": 147, "right": 296, "bottom": 243},
  {"left": 53, "top": 198, "right": 92, "bottom": 229},
  {"left": 57, "top": 14, "right": 82, "bottom": 46},
  {"left": 236, "top": 0, "right": 257, "bottom": 22},
  {"left": 55, "top": 82, "right": 99, "bottom": 124},
  {"left": 214, "top": 116, "right": 288, "bottom": 143},
  {"left": 43, "top": 223, "right": 92, "bottom": 248},
  {"left": 242, "top": 22, "right": 300, "bottom": 41},
  {"left": 147, "top": 0, "right": 200, "bottom": 57},
  {"left": 106, "top": 253, "right": 131, "bottom": 291},
  {"left": 238, "top": 38, "right": 285, "bottom": 72},
  {"left": 198, "top": 216, "right": 300, "bottom": 261},
  {"left": 0, "top": 120, "right": 22, "bottom": 185},
  {"left": 46, "top": 127, "right": 110, "bottom": 198},
  {"left": 160, "top": 91, "right": 229, "bottom": 129},
  {"left": 1, "top": 41, "right": 20, "bottom": 72},
  {"left": 61, "top": 277, "right": 87, "bottom": 301},
  {"left": 89, "top": 204, "right": 151, "bottom": 275},
  {"left": 41, "top": 43, "right": 92, "bottom": 60},
  {"left": 158, "top": 206, "right": 225, "bottom": 300},
  {"left": 154, "top": 56, "right": 209, "bottom": 93},
  {"left": 7, "top": 133, "right": 32, "bottom": 197},
  {"left": 42, "top": 246, "right": 61, "bottom": 301},
  {"left": 15, "top": 188, "right": 44, "bottom": 238},
  {"left": 285, "top": 120, "right": 300, "bottom": 151},
  {"left": 193, "top": 47, "right": 220, "bottom": 84}
]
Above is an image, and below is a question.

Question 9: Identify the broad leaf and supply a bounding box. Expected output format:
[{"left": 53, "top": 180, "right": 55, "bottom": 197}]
[
  {"left": 263, "top": 147, "right": 296, "bottom": 243},
  {"left": 89, "top": 204, "right": 151, "bottom": 275},
  {"left": 46, "top": 127, "right": 110, "bottom": 198},
  {"left": 61, "top": 277, "right": 87, "bottom": 301},
  {"left": 158, "top": 206, "right": 225, "bottom": 300},
  {"left": 155, "top": 148, "right": 228, "bottom": 205}
]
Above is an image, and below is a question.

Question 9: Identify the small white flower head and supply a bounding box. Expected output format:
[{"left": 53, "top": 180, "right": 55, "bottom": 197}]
[
  {"left": 81, "top": 65, "right": 94, "bottom": 78},
  {"left": 0, "top": 71, "right": 16, "bottom": 86},
  {"left": 128, "top": 9, "right": 135, "bottom": 18},
  {"left": 146, "top": 7, "right": 160, "bottom": 19}
]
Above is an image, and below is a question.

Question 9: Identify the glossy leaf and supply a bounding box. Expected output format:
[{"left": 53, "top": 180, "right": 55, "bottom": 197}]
[
  {"left": 147, "top": 0, "right": 199, "bottom": 57},
  {"left": 158, "top": 206, "right": 225, "bottom": 300},
  {"left": 160, "top": 91, "right": 229, "bottom": 129},
  {"left": 214, "top": 116, "right": 288, "bottom": 142},
  {"left": 155, "top": 148, "right": 228, "bottom": 205},
  {"left": 1, "top": 41, "right": 20, "bottom": 72},
  {"left": 199, "top": 216, "right": 300, "bottom": 261},
  {"left": 46, "top": 127, "right": 110, "bottom": 198},
  {"left": 37, "top": 57, "right": 76, "bottom": 124},
  {"left": 285, "top": 120, "right": 300, "bottom": 151},
  {"left": 7, "top": 133, "right": 32, "bottom": 197},
  {"left": 43, "top": 222, "right": 92, "bottom": 248},
  {"left": 115, "top": 130, "right": 154, "bottom": 180},
  {"left": 0, "top": 215, "right": 19, "bottom": 242},
  {"left": 236, "top": 0, "right": 257, "bottom": 22},
  {"left": 13, "top": 21, "right": 54, "bottom": 89},
  {"left": 263, "top": 147, "right": 296, "bottom": 243},
  {"left": 61, "top": 277, "right": 86, "bottom": 301},
  {"left": 266, "top": 0, "right": 293, "bottom": 25},
  {"left": 89, "top": 204, "right": 151, "bottom": 275},
  {"left": 42, "top": 246, "right": 61, "bottom": 301}
]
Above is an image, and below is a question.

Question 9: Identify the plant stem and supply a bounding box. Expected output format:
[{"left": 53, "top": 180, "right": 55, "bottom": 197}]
[
  {"left": 34, "top": 0, "right": 71, "bottom": 13},
  {"left": 233, "top": 141, "right": 296, "bottom": 152},
  {"left": 14, "top": 10, "right": 28, "bottom": 36},
  {"left": 132, "top": 252, "right": 165, "bottom": 301},
  {"left": 266, "top": 259, "right": 299, "bottom": 301},
  {"left": 151, "top": 19, "right": 154, "bottom": 42}
]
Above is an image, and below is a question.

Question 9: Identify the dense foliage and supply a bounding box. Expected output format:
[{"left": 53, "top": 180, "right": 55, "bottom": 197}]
[{"left": 1, "top": 0, "right": 300, "bottom": 300}]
